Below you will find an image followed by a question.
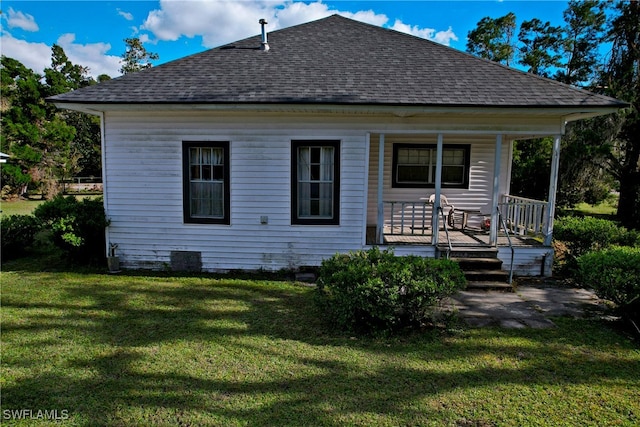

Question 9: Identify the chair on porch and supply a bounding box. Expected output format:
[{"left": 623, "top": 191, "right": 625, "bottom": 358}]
[{"left": 428, "top": 194, "right": 455, "bottom": 228}]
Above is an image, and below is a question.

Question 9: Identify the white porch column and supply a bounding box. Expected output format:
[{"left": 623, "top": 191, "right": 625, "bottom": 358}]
[
  {"left": 544, "top": 135, "right": 562, "bottom": 246},
  {"left": 431, "top": 134, "right": 444, "bottom": 245},
  {"left": 376, "top": 134, "right": 385, "bottom": 244},
  {"left": 490, "top": 134, "right": 503, "bottom": 246}
]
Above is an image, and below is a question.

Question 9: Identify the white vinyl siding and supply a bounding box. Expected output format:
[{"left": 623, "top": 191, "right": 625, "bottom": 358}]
[
  {"left": 100, "top": 109, "right": 560, "bottom": 273},
  {"left": 102, "top": 111, "right": 365, "bottom": 272}
]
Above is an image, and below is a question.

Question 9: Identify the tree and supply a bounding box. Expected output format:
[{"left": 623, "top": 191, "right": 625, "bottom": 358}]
[
  {"left": 1, "top": 46, "right": 103, "bottom": 199},
  {"left": 120, "top": 38, "right": 159, "bottom": 74},
  {"left": 555, "top": 0, "right": 607, "bottom": 86},
  {"left": 466, "top": 12, "right": 517, "bottom": 66},
  {"left": 518, "top": 18, "right": 563, "bottom": 77},
  {"left": 1, "top": 56, "right": 47, "bottom": 196},
  {"left": 601, "top": 0, "right": 640, "bottom": 229}
]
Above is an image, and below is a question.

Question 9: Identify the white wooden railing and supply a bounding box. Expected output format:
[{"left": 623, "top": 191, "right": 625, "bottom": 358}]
[
  {"left": 382, "top": 195, "right": 549, "bottom": 241},
  {"left": 383, "top": 201, "right": 432, "bottom": 235},
  {"left": 499, "top": 195, "right": 549, "bottom": 238}
]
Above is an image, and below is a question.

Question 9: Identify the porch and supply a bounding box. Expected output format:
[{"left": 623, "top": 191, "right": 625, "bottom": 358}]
[{"left": 367, "top": 194, "right": 549, "bottom": 249}]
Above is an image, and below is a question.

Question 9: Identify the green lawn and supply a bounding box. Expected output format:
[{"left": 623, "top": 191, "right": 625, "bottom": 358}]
[
  {"left": 2, "top": 261, "right": 639, "bottom": 426},
  {"left": 0, "top": 195, "right": 102, "bottom": 218},
  {"left": 0, "top": 199, "right": 46, "bottom": 217}
]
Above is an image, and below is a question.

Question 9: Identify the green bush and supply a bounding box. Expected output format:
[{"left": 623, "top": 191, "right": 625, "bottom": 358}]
[
  {"left": 577, "top": 246, "right": 640, "bottom": 322},
  {"left": 553, "top": 216, "right": 640, "bottom": 275},
  {"left": 0, "top": 214, "right": 43, "bottom": 260},
  {"left": 316, "top": 247, "right": 466, "bottom": 335},
  {"left": 554, "top": 216, "right": 623, "bottom": 257},
  {"left": 33, "top": 195, "right": 109, "bottom": 263}
]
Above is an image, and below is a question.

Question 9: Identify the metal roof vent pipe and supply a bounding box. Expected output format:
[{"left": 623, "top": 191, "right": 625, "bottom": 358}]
[{"left": 259, "top": 18, "right": 270, "bottom": 51}]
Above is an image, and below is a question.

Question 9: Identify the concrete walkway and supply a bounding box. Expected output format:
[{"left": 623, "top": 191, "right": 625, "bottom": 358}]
[{"left": 444, "top": 280, "right": 610, "bottom": 329}]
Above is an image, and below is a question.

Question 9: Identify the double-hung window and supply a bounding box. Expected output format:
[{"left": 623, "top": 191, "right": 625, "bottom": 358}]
[
  {"left": 183, "top": 141, "right": 230, "bottom": 224},
  {"left": 292, "top": 140, "right": 340, "bottom": 225},
  {"left": 392, "top": 143, "right": 470, "bottom": 188}
]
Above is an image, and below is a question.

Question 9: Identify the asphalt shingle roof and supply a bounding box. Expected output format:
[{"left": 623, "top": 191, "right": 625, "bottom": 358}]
[{"left": 49, "top": 15, "right": 626, "bottom": 108}]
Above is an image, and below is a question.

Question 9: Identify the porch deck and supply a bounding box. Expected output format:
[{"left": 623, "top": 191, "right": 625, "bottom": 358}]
[{"left": 367, "top": 226, "right": 544, "bottom": 248}]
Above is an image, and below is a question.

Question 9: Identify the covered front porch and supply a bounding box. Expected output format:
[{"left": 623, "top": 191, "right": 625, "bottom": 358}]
[{"left": 365, "top": 131, "right": 561, "bottom": 277}]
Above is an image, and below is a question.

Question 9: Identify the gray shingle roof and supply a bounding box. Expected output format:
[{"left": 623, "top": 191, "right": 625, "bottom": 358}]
[{"left": 48, "top": 14, "right": 626, "bottom": 108}]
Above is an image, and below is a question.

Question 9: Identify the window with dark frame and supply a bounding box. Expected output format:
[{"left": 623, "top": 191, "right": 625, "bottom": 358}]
[
  {"left": 392, "top": 143, "right": 470, "bottom": 188},
  {"left": 182, "top": 141, "right": 230, "bottom": 224},
  {"left": 291, "top": 140, "right": 340, "bottom": 225}
]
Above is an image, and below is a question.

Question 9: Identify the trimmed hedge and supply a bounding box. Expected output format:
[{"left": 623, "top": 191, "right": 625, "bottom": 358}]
[
  {"left": 554, "top": 216, "right": 624, "bottom": 257},
  {"left": 553, "top": 216, "right": 639, "bottom": 274},
  {"left": 316, "top": 247, "right": 466, "bottom": 335},
  {"left": 577, "top": 246, "right": 640, "bottom": 322}
]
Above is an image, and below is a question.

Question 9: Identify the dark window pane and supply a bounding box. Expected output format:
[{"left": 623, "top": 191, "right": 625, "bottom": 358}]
[
  {"left": 310, "top": 183, "right": 320, "bottom": 198},
  {"left": 442, "top": 166, "right": 464, "bottom": 184},
  {"left": 202, "top": 165, "right": 212, "bottom": 180},
  {"left": 310, "top": 147, "right": 320, "bottom": 164},
  {"left": 310, "top": 164, "right": 320, "bottom": 180},
  {"left": 398, "top": 166, "right": 430, "bottom": 183},
  {"left": 310, "top": 200, "right": 320, "bottom": 216}
]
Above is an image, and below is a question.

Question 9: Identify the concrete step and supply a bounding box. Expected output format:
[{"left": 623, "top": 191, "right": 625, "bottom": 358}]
[
  {"left": 440, "top": 247, "right": 499, "bottom": 259},
  {"left": 466, "top": 280, "right": 515, "bottom": 292},
  {"left": 453, "top": 257, "right": 503, "bottom": 270},
  {"left": 464, "top": 269, "right": 510, "bottom": 282}
]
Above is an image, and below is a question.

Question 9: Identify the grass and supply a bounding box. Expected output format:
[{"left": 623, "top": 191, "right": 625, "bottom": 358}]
[
  {"left": 2, "top": 258, "right": 639, "bottom": 426},
  {"left": 0, "top": 195, "right": 102, "bottom": 218},
  {"left": 0, "top": 199, "right": 46, "bottom": 217}
]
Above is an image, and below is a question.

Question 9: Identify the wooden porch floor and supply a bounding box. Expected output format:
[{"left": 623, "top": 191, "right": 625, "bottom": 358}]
[{"left": 367, "top": 226, "right": 544, "bottom": 247}]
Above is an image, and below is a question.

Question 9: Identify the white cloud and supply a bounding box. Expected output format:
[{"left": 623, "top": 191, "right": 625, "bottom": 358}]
[
  {"left": 56, "top": 33, "right": 122, "bottom": 78},
  {"left": 0, "top": 31, "right": 50, "bottom": 74},
  {"left": 0, "top": 31, "right": 121, "bottom": 78},
  {"left": 390, "top": 20, "right": 458, "bottom": 46},
  {"left": 432, "top": 26, "right": 458, "bottom": 46},
  {"left": 118, "top": 9, "right": 134, "bottom": 21},
  {"left": 141, "top": 0, "right": 454, "bottom": 48},
  {"left": 5, "top": 7, "right": 39, "bottom": 32}
]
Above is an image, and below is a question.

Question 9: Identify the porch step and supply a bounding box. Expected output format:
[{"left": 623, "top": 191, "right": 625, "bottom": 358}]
[
  {"left": 453, "top": 257, "right": 503, "bottom": 270},
  {"left": 438, "top": 247, "right": 499, "bottom": 259},
  {"left": 440, "top": 246, "right": 512, "bottom": 287},
  {"left": 466, "top": 280, "right": 515, "bottom": 292},
  {"left": 463, "top": 269, "right": 511, "bottom": 283}
]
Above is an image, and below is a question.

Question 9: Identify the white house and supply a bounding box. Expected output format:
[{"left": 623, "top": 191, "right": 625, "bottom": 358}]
[{"left": 48, "top": 15, "right": 626, "bottom": 276}]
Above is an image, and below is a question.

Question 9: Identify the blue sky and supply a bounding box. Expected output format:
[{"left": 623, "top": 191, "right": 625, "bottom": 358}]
[{"left": 1, "top": 1, "right": 571, "bottom": 79}]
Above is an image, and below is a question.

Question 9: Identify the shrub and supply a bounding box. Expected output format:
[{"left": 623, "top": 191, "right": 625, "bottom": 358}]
[
  {"left": 554, "top": 216, "right": 623, "bottom": 257},
  {"left": 1, "top": 214, "right": 43, "bottom": 261},
  {"left": 316, "top": 247, "right": 466, "bottom": 335},
  {"left": 577, "top": 247, "right": 640, "bottom": 323},
  {"left": 33, "top": 195, "right": 109, "bottom": 264}
]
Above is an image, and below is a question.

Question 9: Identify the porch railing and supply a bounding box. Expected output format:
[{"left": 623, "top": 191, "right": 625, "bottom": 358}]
[
  {"left": 384, "top": 201, "right": 432, "bottom": 236},
  {"left": 499, "top": 195, "right": 549, "bottom": 238},
  {"left": 382, "top": 195, "right": 549, "bottom": 241}
]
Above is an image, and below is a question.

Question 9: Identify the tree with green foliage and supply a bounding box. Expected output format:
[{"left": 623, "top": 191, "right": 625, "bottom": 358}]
[
  {"left": 555, "top": 0, "right": 607, "bottom": 86},
  {"left": 518, "top": 18, "right": 563, "bottom": 77},
  {"left": 599, "top": 0, "right": 640, "bottom": 229},
  {"left": 466, "top": 12, "right": 517, "bottom": 66},
  {"left": 1, "top": 45, "right": 102, "bottom": 198},
  {"left": 1, "top": 55, "right": 48, "bottom": 196},
  {"left": 466, "top": 1, "right": 627, "bottom": 212},
  {"left": 120, "top": 37, "right": 159, "bottom": 74}
]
